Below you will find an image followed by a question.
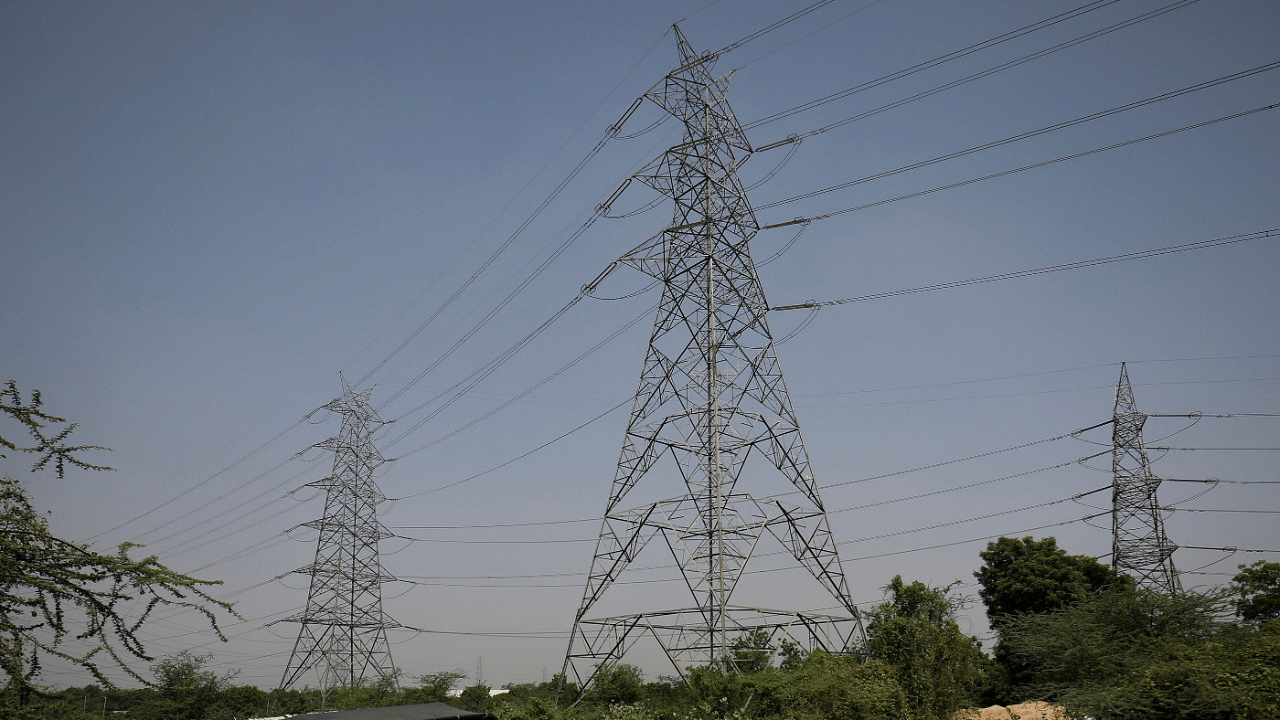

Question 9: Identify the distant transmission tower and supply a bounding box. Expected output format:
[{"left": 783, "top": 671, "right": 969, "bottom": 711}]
[
  {"left": 562, "top": 27, "right": 866, "bottom": 694},
  {"left": 281, "top": 377, "right": 400, "bottom": 692},
  {"left": 1111, "top": 362, "right": 1180, "bottom": 593}
]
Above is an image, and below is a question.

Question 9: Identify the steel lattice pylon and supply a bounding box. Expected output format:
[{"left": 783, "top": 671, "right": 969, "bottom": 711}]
[
  {"left": 280, "top": 378, "right": 400, "bottom": 692},
  {"left": 1111, "top": 363, "right": 1181, "bottom": 593},
  {"left": 562, "top": 27, "right": 866, "bottom": 694}
]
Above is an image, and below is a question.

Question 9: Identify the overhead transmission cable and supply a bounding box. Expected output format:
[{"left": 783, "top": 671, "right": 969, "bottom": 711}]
[
  {"left": 771, "top": 228, "right": 1280, "bottom": 311},
  {"left": 385, "top": 487, "right": 1113, "bottom": 547},
  {"left": 366, "top": 0, "right": 862, "bottom": 408},
  {"left": 88, "top": 29, "right": 679, "bottom": 546},
  {"left": 710, "top": 0, "right": 840, "bottom": 57},
  {"left": 388, "top": 400, "right": 630, "bottom": 501},
  {"left": 736, "top": 0, "right": 890, "bottom": 71},
  {"left": 142, "top": 461, "right": 318, "bottom": 552},
  {"left": 755, "top": 61, "right": 1280, "bottom": 210},
  {"left": 756, "top": 0, "right": 1204, "bottom": 148},
  {"left": 87, "top": 414, "right": 314, "bottom": 542},
  {"left": 386, "top": 304, "right": 654, "bottom": 457},
  {"left": 353, "top": 30, "right": 675, "bottom": 394},
  {"left": 371, "top": 122, "right": 677, "bottom": 425},
  {"left": 745, "top": 0, "right": 1119, "bottom": 131},
  {"left": 760, "top": 103, "right": 1280, "bottom": 226}
]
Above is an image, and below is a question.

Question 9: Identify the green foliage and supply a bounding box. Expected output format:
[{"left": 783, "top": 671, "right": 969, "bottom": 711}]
[
  {"left": 865, "top": 576, "right": 985, "bottom": 720},
  {"left": 0, "top": 474, "right": 234, "bottom": 706},
  {"left": 721, "top": 629, "right": 774, "bottom": 674},
  {"left": 459, "top": 683, "right": 495, "bottom": 713},
  {"left": 751, "top": 651, "right": 908, "bottom": 720},
  {"left": 1231, "top": 561, "right": 1280, "bottom": 624},
  {"left": 0, "top": 381, "right": 111, "bottom": 478},
  {"left": 491, "top": 676, "right": 573, "bottom": 720},
  {"left": 324, "top": 672, "right": 405, "bottom": 710},
  {"left": 401, "top": 670, "right": 467, "bottom": 704},
  {"left": 974, "top": 536, "right": 1130, "bottom": 701},
  {"left": 1, "top": 383, "right": 235, "bottom": 709},
  {"left": 1000, "top": 583, "right": 1280, "bottom": 719},
  {"left": 128, "top": 652, "right": 234, "bottom": 720},
  {"left": 975, "top": 536, "right": 1127, "bottom": 625},
  {"left": 588, "top": 663, "right": 645, "bottom": 707}
]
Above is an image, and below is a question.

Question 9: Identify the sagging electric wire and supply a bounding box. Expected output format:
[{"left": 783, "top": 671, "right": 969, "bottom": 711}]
[
  {"left": 762, "top": 102, "right": 1280, "bottom": 237},
  {"left": 372, "top": 128, "right": 677, "bottom": 431},
  {"left": 836, "top": 486, "right": 1111, "bottom": 546},
  {"left": 385, "top": 484, "right": 1114, "bottom": 546},
  {"left": 711, "top": 0, "right": 840, "bottom": 57},
  {"left": 771, "top": 228, "right": 1280, "bottom": 311},
  {"left": 88, "top": 414, "right": 314, "bottom": 542},
  {"left": 827, "top": 450, "right": 1108, "bottom": 514},
  {"left": 744, "top": 0, "right": 1118, "bottom": 131},
  {"left": 389, "top": 399, "right": 631, "bottom": 501},
  {"left": 355, "top": 30, "right": 674, "bottom": 396},
  {"left": 385, "top": 300, "right": 655, "bottom": 456},
  {"left": 755, "top": 61, "right": 1280, "bottom": 209},
  {"left": 755, "top": 0, "right": 1204, "bottom": 148}
]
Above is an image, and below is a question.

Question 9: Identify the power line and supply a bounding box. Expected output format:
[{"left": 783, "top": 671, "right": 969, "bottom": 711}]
[
  {"left": 841, "top": 510, "right": 1111, "bottom": 562},
  {"left": 763, "top": 103, "right": 1280, "bottom": 238},
  {"left": 388, "top": 400, "right": 630, "bottom": 500},
  {"left": 756, "top": 61, "right": 1280, "bottom": 210},
  {"left": 1150, "top": 413, "right": 1280, "bottom": 418},
  {"left": 1168, "top": 508, "right": 1280, "bottom": 514},
  {"left": 88, "top": 415, "right": 313, "bottom": 541},
  {"left": 753, "top": 0, "right": 1202, "bottom": 143},
  {"left": 736, "top": 0, "right": 889, "bottom": 71},
  {"left": 837, "top": 486, "right": 1111, "bottom": 545},
  {"left": 1152, "top": 446, "right": 1280, "bottom": 451},
  {"left": 1163, "top": 478, "right": 1280, "bottom": 485},
  {"left": 827, "top": 452, "right": 1107, "bottom": 514},
  {"left": 712, "top": 0, "right": 840, "bottom": 57},
  {"left": 364, "top": 3, "right": 857, "bottom": 414},
  {"left": 744, "top": 0, "right": 1117, "bottom": 130},
  {"left": 772, "top": 228, "right": 1280, "bottom": 311},
  {"left": 1180, "top": 545, "right": 1280, "bottom": 553}
]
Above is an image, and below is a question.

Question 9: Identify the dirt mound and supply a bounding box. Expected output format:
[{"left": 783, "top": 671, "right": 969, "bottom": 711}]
[{"left": 955, "top": 700, "right": 1069, "bottom": 720}]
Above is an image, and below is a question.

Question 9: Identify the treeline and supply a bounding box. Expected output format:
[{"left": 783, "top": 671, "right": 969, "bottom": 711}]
[{"left": 8, "top": 539, "right": 1279, "bottom": 720}]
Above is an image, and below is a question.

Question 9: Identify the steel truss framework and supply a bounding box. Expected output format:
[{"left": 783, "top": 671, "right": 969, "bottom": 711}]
[
  {"left": 281, "top": 378, "right": 400, "bottom": 692},
  {"left": 1111, "top": 363, "right": 1181, "bottom": 593},
  {"left": 563, "top": 27, "right": 866, "bottom": 694}
]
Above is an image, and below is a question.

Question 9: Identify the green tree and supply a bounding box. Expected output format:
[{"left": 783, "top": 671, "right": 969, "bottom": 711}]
[
  {"left": 589, "top": 663, "right": 644, "bottom": 707},
  {"left": 998, "top": 584, "right": 1280, "bottom": 719},
  {"left": 402, "top": 670, "right": 467, "bottom": 704},
  {"left": 1, "top": 382, "right": 234, "bottom": 710},
  {"left": 1231, "top": 560, "right": 1280, "bottom": 624},
  {"left": 751, "top": 651, "right": 907, "bottom": 720},
  {"left": 865, "top": 576, "right": 985, "bottom": 720},
  {"left": 458, "top": 684, "right": 495, "bottom": 713},
  {"left": 129, "top": 652, "right": 234, "bottom": 720},
  {"left": 723, "top": 629, "right": 774, "bottom": 674},
  {"left": 973, "top": 536, "right": 1128, "bottom": 701},
  {"left": 975, "top": 536, "right": 1126, "bottom": 625}
]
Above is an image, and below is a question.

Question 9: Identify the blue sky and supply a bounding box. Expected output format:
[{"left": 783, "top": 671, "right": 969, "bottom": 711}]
[{"left": 3, "top": 0, "right": 1278, "bottom": 690}]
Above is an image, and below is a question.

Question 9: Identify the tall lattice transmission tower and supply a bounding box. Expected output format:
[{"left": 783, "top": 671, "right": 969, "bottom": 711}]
[
  {"left": 1111, "top": 363, "right": 1181, "bottom": 593},
  {"left": 280, "top": 378, "right": 401, "bottom": 692},
  {"left": 562, "top": 27, "right": 866, "bottom": 693}
]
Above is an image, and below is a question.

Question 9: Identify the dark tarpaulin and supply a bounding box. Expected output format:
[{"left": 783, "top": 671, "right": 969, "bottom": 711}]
[{"left": 286, "top": 702, "right": 495, "bottom": 720}]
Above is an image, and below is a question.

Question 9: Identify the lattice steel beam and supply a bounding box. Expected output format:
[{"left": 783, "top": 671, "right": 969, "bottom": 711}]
[
  {"left": 280, "top": 377, "right": 400, "bottom": 693},
  {"left": 1112, "top": 362, "right": 1181, "bottom": 593},
  {"left": 562, "top": 27, "right": 866, "bottom": 697}
]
